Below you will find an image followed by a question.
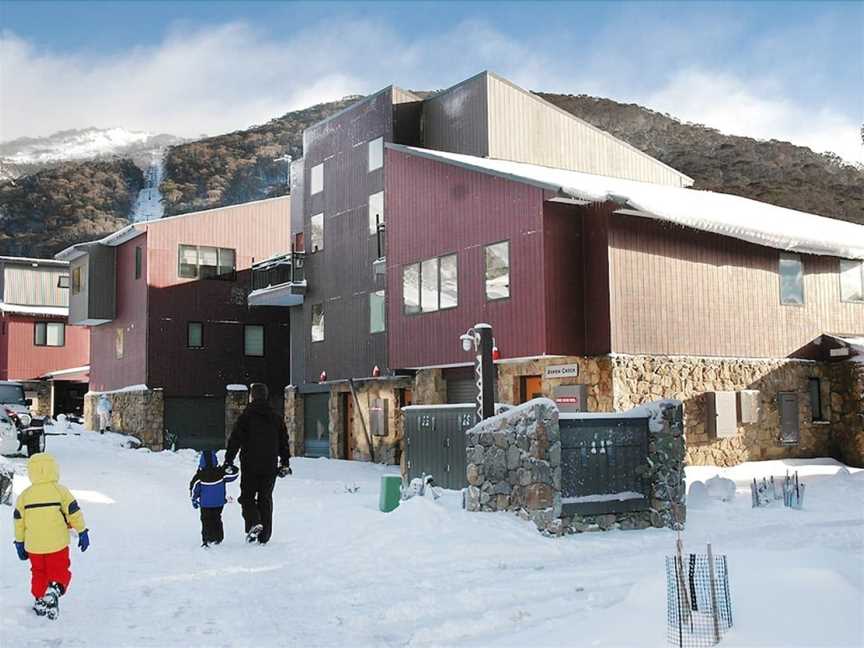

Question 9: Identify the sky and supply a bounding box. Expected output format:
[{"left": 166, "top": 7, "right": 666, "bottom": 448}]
[{"left": 1, "top": 0, "right": 862, "bottom": 163}]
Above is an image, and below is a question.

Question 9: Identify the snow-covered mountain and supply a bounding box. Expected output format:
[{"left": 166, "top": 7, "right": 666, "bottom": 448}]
[{"left": 0, "top": 127, "right": 184, "bottom": 180}]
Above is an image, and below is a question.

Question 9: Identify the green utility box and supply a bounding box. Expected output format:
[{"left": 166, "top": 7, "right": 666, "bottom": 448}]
[{"left": 379, "top": 475, "right": 402, "bottom": 513}]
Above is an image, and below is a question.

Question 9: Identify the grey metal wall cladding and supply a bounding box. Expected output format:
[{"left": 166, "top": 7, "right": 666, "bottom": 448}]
[
  {"left": 165, "top": 397, "right": 226, "bottom": 451},
  {"left": 559, "top": 417, "right": 650, "bottom": 515},
  {"left": 778, "top": 392, "right": 800, "bottom": 444},
  {"left": 303, "top": 392, "right": 331, "bottom": 458},
  {"left": 444, "top": 367, "right": 478, "bottom": 404},
  {"left": 404, "top": 406, "right": 475, "bottom": 490}
]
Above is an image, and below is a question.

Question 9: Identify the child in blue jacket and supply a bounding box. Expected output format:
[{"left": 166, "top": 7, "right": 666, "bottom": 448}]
[{"left": 189, "top": 450, "right": 238, "bottom": 547}]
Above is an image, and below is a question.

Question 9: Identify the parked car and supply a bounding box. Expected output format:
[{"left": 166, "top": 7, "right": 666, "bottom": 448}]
[{"left": 0, "top": 381, "right": 46, "bottom": 456}]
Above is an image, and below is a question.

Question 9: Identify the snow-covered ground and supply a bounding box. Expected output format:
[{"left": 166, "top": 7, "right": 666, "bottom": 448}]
[{"left": 2, "top": 430, "right": 862, "bottom": 648}]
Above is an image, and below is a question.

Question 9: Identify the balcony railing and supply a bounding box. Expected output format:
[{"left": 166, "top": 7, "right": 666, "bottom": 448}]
[{"left": 249, "top": 252, "right": 306, "bottom": 307}]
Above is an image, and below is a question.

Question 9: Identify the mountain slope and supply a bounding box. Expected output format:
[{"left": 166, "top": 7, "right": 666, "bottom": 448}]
[{"left": 0, "top": 159, "right": 144, "bottom": 258}]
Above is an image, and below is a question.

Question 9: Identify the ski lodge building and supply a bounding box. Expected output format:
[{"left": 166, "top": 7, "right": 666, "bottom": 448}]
[{"left": 248, "top": 72, "right": 864, "bottom": 469}]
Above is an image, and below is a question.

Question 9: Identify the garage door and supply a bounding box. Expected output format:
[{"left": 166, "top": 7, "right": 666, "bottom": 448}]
[
  {"left": 165, "top": 397, "right": 225, "bottom": 450},
  {"left": 303, "top": 393, "right": 331, "bottom": 458},
  {"left": 444, "top": 367, "right": 478, "bottom": 404}
]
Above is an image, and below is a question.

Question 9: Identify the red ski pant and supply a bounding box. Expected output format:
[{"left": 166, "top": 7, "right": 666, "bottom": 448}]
[{"left": 29, "top": 547, "right": 71, "bottom": 599}]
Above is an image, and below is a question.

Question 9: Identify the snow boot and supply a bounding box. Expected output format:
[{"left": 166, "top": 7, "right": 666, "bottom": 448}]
[
  {"left": 33, "top": 598, "right": 48, "bottom": 617},
  {"left": 246, "top": 524, "right": 264, "bottom": 543},
  {"left": 43, "top": 583, "right": 61, "bottom": 621}
]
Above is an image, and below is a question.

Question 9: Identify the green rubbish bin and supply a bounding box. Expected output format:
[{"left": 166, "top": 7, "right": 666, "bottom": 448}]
[{"left": 379, "top": 475, "right": 402, "bottom": 513}]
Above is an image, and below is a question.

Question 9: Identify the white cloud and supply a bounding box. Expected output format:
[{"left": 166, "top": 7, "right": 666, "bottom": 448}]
[
  {"left": 1, "top": 21, "right": 860, "bottom": 165},
  {"left": 644, "top": 68, "right": 862, "bottom": 164}
]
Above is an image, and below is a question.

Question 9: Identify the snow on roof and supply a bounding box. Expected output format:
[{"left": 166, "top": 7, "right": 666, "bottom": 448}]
[
  {"left": 0, "top": 256, "right": 69, "bottom": 268},
  {"left": 0, "top": 303, "right": 68, "bottom": 317},
  {"left": 389, "top": 145, "right": 864, "bottom": 260}
]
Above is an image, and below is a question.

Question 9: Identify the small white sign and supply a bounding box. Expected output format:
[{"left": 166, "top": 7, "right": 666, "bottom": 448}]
[
  {"left": 829, "top": 347, "right": 850, "bottom": 357},
  {"left": 544, "top": 364, "right": 580, "bottom": 379}
]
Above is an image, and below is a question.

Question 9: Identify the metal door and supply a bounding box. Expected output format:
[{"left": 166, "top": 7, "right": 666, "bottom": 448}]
[
  {"left": 304, "top": 393, "right": 331, "bottom": 458},
  {"left": 404, "top": 406, "right": 474, "bottom": 490},
  {"left": 165, "top": 397, "right": 225, "bottom": 450},
  {"left": 778, "top": 392, "right": 799, "bottom": 444},
  {"left": 444, "top": 368, "right": 478, "bottom": 404},
  {"left": 560, "top": 417, "right": 649, "bottom": 515}
]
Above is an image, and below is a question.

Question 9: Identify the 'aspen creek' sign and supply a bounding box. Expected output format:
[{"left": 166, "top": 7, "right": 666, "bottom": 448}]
[{"left": 544, "top": 364, "right": 580, "bottom": 379}]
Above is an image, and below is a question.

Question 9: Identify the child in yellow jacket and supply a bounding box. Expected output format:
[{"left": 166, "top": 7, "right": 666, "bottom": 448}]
[{"left": 13, "top": 453, "right": 90, "bottom": 620}]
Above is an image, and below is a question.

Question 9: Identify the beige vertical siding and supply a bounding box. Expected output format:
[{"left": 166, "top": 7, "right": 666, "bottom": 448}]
[
  {"left": 485, "top": 74, "right": 691, "bottom": 187},
  {"left": 607, "top": 212, "right": 864, "bottom": 357},
  {"left": 2, "top": 265, "right": 69, "bottom": 306},
  {"left": 422, "top": 73, "right": 489, "bottom": 157}
]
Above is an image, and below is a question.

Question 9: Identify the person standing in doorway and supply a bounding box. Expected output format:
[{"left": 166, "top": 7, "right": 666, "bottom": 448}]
[
  {"left": 223, "top": 383, "right": 291, "bottom": 544},
  {"left": 95, "top": 394, "right": 111, "bottom": 434}
]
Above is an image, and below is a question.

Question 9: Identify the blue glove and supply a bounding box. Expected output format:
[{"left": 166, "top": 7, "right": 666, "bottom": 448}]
[
  {"left": 78, "top": 529, "right": 90, "bottom": 552},
  {"left": 14, "top": 541, "right": 28, "bottom": 561}
]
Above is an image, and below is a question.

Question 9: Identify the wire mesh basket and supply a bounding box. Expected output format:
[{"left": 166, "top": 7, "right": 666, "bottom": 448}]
[{"left": 666, "top": 550, "right": 733, "bottom": 647}]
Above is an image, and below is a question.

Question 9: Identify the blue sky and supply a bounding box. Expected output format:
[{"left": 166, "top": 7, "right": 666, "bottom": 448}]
[{"left": 1, "top": 1, "right": 862, "bottom": 161}]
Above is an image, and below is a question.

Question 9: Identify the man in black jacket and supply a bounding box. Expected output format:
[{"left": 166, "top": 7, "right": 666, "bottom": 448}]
[{"left": 224, "top": 383, "right": 291, "bottom": 544}]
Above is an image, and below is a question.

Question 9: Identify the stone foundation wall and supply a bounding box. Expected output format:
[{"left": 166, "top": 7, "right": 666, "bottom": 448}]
[
  {"left": 85, "top": 388, "right": 164, "bottom": 450},
  {"left": 224, "top": 386, "right": 248, "bottom": 445},
  {"left": 465, "top": 399, "right": 562, "bottom": 533},
  {"left": 284, "top": 386, "right": 304, "bottom": 457},
  {"left": 22, "top": 381, "right": 52, "bottom": 418},
  {"left": 413, "top": 369, "right": 447, "bottom": 405},
  {"left": 610, "top": 355, "right": 838, "bottom": 466},
  {"left": 831, "top": 361, "right": 864, "bottom": 467},
  {"left": 496, "top": 356, "right": 614, "bottom": 412}
]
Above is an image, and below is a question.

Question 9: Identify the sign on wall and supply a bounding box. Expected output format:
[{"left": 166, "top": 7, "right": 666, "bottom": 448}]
[
  {"left": 544, "top": 364, "right": 580, "bottom": 379},
  {"left": 553, "top": 384, "right": 588, "bottom": 413}
]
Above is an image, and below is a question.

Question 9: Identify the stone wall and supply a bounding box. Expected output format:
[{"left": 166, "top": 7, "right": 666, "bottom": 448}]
[
  {"left": 224, "top": 386, "right": 248, "bottom": 445},
  {"left": 464, "top": 398, "right": 686, "bottom": 535},
  {"left": 610, "top": 355, "right": 839, "bottom": 466},
  {"left": 284, "top": 386, "right": 304, "bottom": 457},
  {"left": 85, "top": 387, "right": 164, "bottom": 450},
  {"left": 464, "top": 399, "right": 562, "bottom": 533},
  {"left": 496, "top": 356, "right": 614, "bottom": 412},
  {"left": 413, "top": 369, "right": 447, "bottom": 405},
  {"left": 22, "top": 380, "right": 52, "bottom": 418},
  {"left": 831, "top": 361, "right": 864, "bottom": 467}
]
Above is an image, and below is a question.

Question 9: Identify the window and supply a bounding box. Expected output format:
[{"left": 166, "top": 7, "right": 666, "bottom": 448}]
[
  {"left": 72, "top": 266, "right": 82, "bottom": 294},
  {"left": 403, "top": 264, "right": 420, "bottom": 315},
  {"left": 370, "top": 290, "right": 386, "bottom": 333},
  {"left": 310, "top": 213, "right": 324, "bottom": 252},
  {"left": 368, "top": 192, "right": 384, "bottom": 235},
  {"left": 310, "top": 163, "right": 324, "bottom": 195},
  {"left": 244, "top": 325, "right": 264, "bottom": 357},
  {"left": 187, "top": 322, "right": 203, "bottom": 349},
  {"left": 778, "top": 253, "right": 803, "bottom": 305},
  {"left": 368, "top": 137, "right": 383, "bottom": 171},
  {"left": 135, "top": 246, "right": 142, "bottom": 280},
  {"left": 440, "top": 254, "right": 458, "bottom": 308},
  {"left": 34, "top": 322, "right": 65, "bottom": 347},
  {"left": 485, "top": 241, "right": 510, "bottom": 300},
  {"left": 809, "top": 378, "right": 826, "bottom": 422},
  {"left": 840, "top": 259, "right": 864, "bottom": 302},
  {"left": 57, "top": 275, "right": 70, "bottom": 289},
  {"left": 402, "top": 254, "right": 458, "bottom": 314},
  {"left": 177, "top": 245, "right": 236, "bottom": 279},
  {"left": 311, "top": 303, "right": 324, "bottom": 342}
]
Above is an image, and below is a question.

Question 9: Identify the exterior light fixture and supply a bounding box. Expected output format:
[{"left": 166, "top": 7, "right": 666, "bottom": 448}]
[
  {"left": 319, "top": 370, "right": 327, "bottom": 383},
  {"left": 460, "top": 324, "right": 496, "bottom": 420}
]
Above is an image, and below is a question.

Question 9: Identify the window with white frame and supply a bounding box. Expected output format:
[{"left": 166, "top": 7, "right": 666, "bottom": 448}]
[
  {"left": 244, "top": 325, "right": 264, "bottom": 357},
  {"left": 485, "top": 241, "right": 510, "bottom": 300},
  {"left": 310, "top": 213, "right": 324, "bottom": 252},
  {"left": 402, "top": 254, "right": 458, "bottom": 315},
  {"left": 839, "top": 259, "right": 864, "bottom": 302},
  {"left": 370, "top": 290, "right": 385, "bottom": 333},
  {"left": 310, "top": 163, "right": 324, "bottom": 195},
  {"left": 779, "top": 252, "right": 803, "bottom": 305},
  {"left": 178, "top": 245, "right": 236, "bottom": 280},
  {"left": 368, "top": 192, "right": 384, "bottom": 235},
  {"left": 368, "top": 137, "right": 383, "bottom": 171},
  {"left": 311, "top": 303, "right": 324, "bottom": 342},
  {"left": 34, "top": 322, "right": 65, "bottom": 347}
]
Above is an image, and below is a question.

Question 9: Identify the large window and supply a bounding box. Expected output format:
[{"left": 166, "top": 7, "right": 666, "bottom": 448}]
[
  {"left": 779, "top": 252, "right": 803, "bottom": 305},
  {"left": 485, "top": 241, "right": 510, "bottom": 300},
  {"left": 311, "top": 303, "right": 324, "bottom": 342},
  {"left": 368, "top": 192, "right": 384, "bottom": 235},
  {"left": 244, "top": 325, "right": 264, "bottom": 357},
  {"left": 310, "top": 213, "right": 324, "bottom": 252},
  {"left": 187, "top": 322, "right": 203, "bottom": 349},
  {"left": 370, "top": 290, "right": 386, "bottom": 333},
  {"left": 310, "top": 163, "right": 324, "bottom": 195},
  {"left": 135, "top": 246, "right": 142, "bottom": 280},
  {"left": 840, "top": 259, "right": 864, "bottom": 303},
  {"left": 402, "top": 254, "right": 458, "bottom": 315},
  {"left": 368, "top": 137, "right": 383, "bottom": 171},
  {"left": 34, "top": 322, "right": 65, "bottom": 347},
  {"left": 178, "top": 245, "right": 236, "bottom": 280},
  {"left": 809, "top": 377, "right": 825, "bottom": 422}
]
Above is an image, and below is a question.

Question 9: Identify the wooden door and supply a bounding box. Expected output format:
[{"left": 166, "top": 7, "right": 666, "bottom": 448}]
[{"left": 519, "top": 375, "right": 543, "bottom": 404}]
